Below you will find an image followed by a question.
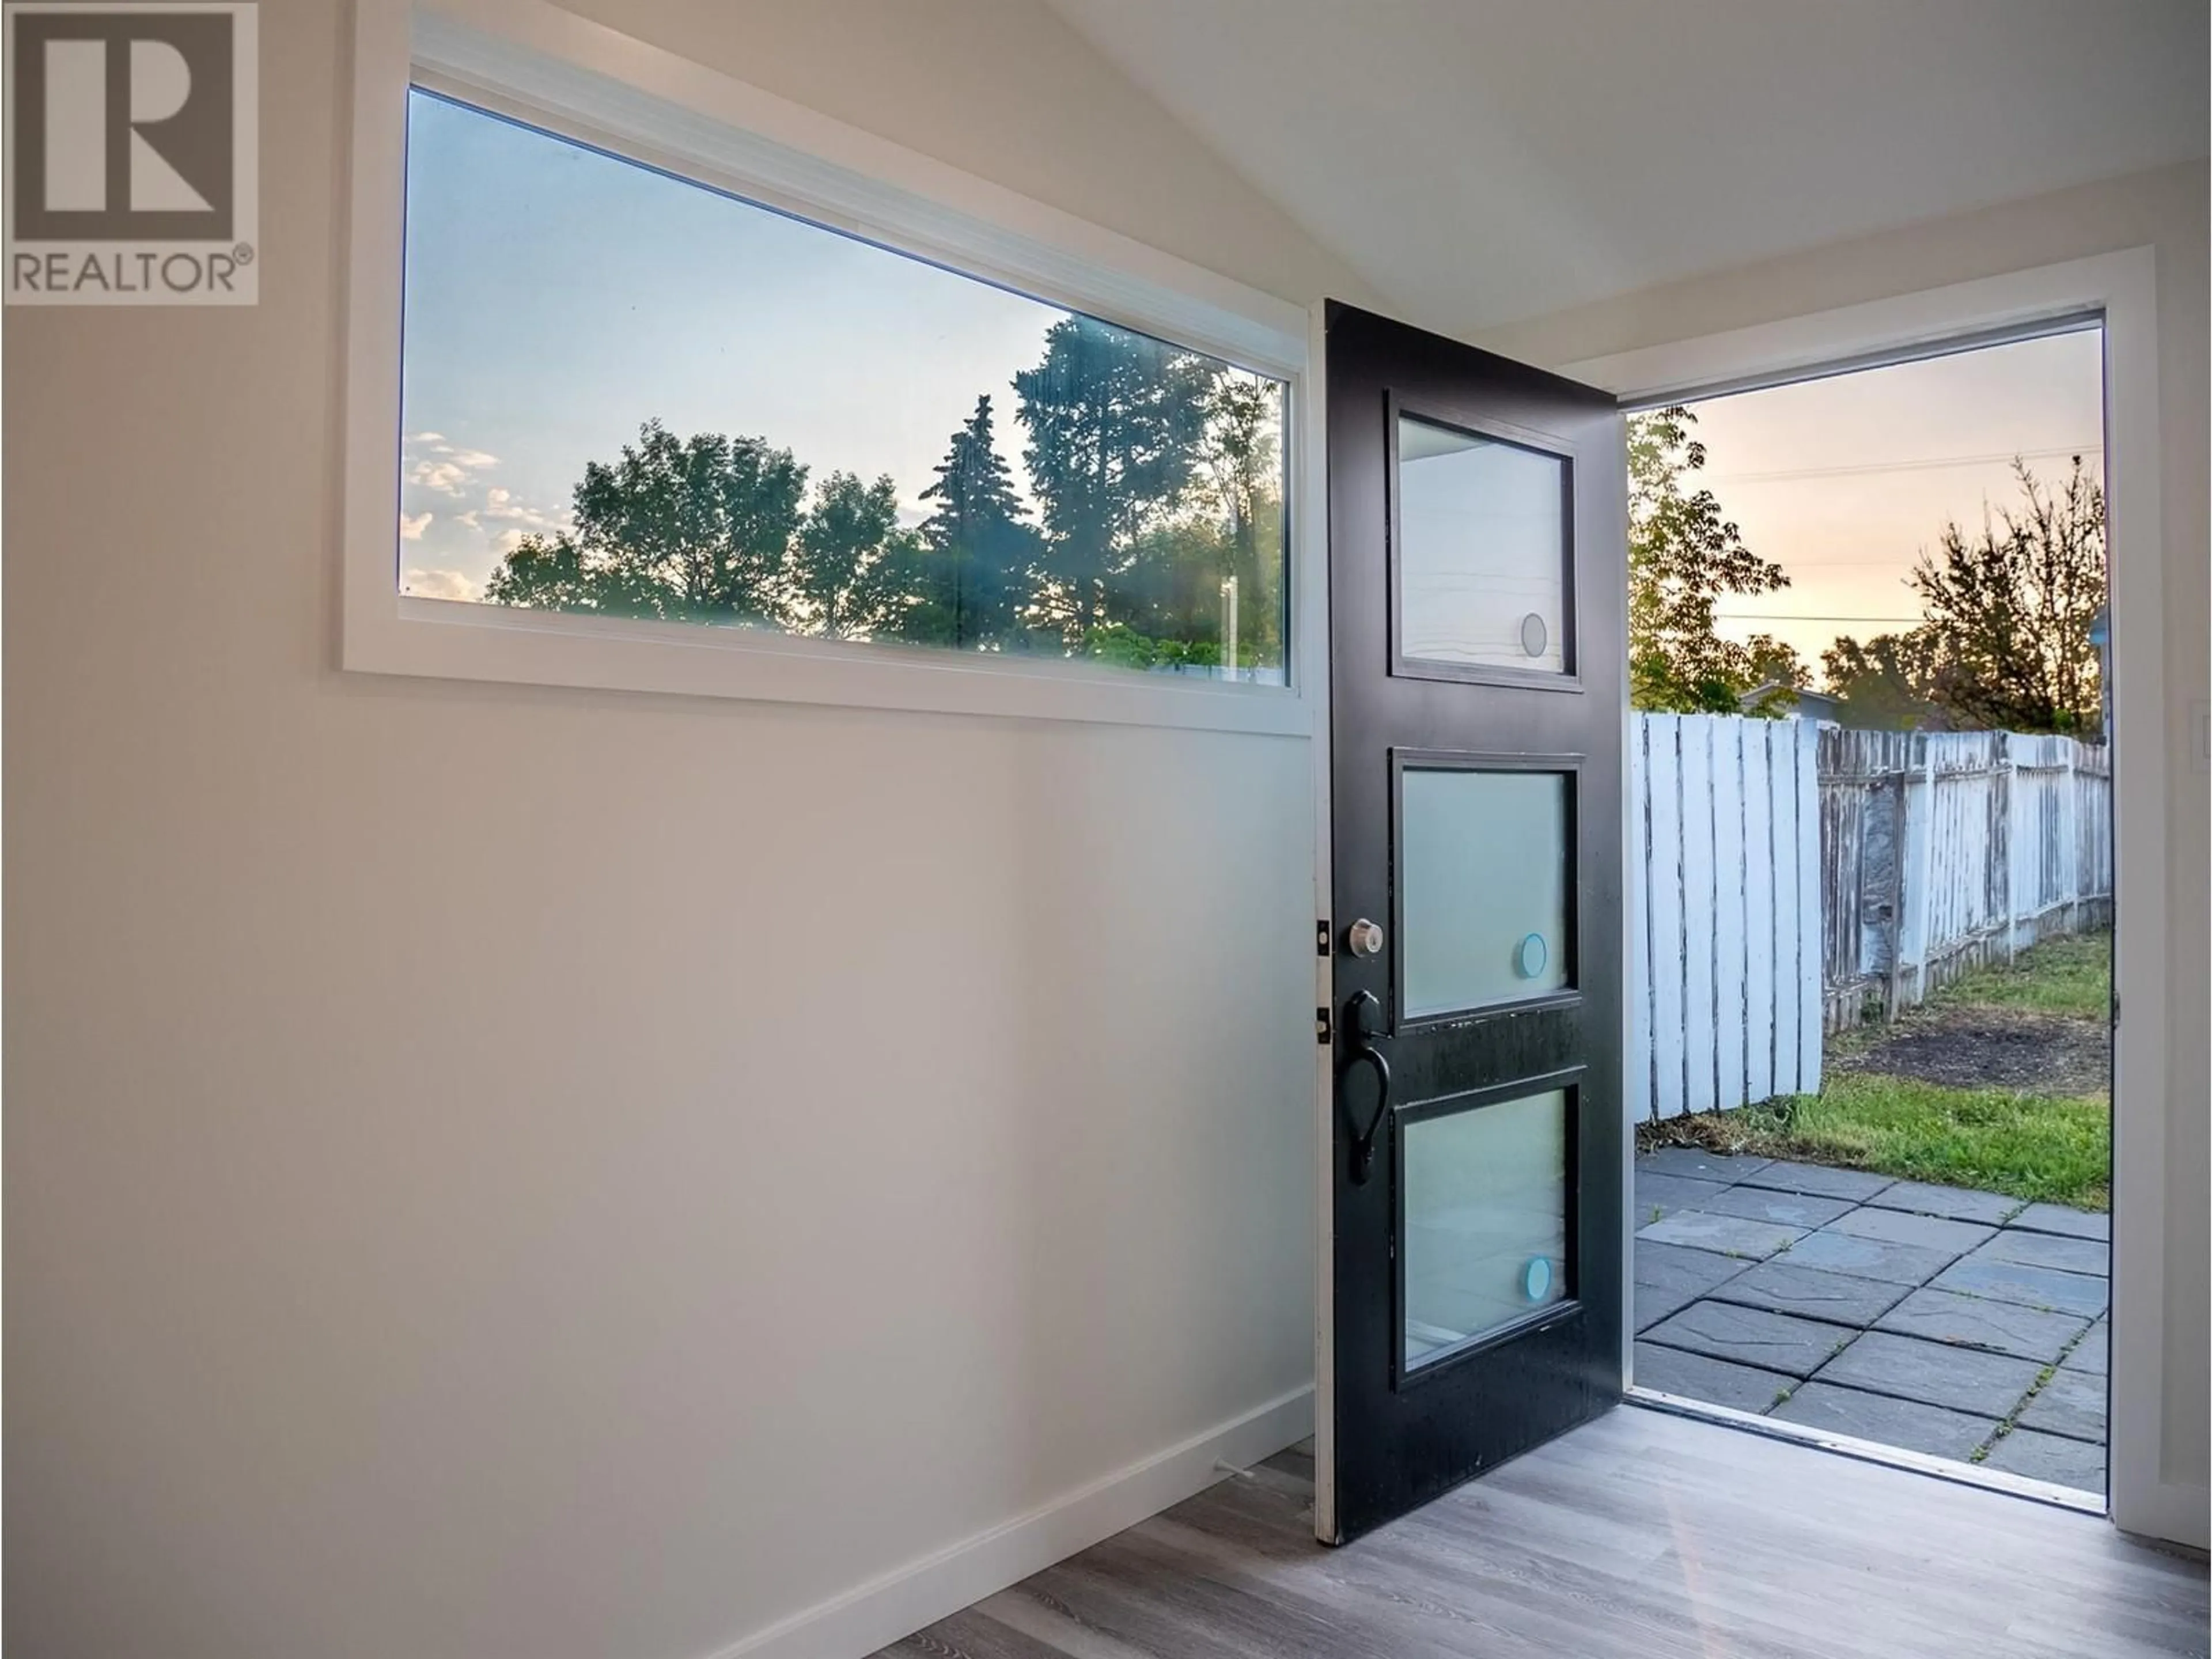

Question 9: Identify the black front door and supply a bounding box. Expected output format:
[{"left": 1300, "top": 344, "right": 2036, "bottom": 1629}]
[{"left": 1318, "top": 302, "right": 1628, "bottom": 1543}]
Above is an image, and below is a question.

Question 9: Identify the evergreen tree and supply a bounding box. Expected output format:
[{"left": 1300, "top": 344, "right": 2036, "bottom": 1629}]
[
  {"left": 910, "top": 396, "right": 1036, "bottom": 648},
  {"left": 1013, "top": 316, "right": 1220, "bottom": 639}
]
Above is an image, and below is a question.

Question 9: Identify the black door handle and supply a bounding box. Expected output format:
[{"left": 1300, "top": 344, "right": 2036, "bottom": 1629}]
[{"left": 1339, "top": 990, "right": 1391, "bottom": 1185}]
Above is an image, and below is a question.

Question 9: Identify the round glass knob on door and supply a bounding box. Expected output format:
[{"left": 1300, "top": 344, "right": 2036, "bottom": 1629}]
[
  {"left": 1346, "top": 918, "right": 1385, "bottom": 958},
  {"left": 1514, "top": 933, "right": 1548, "bottom": 979}
]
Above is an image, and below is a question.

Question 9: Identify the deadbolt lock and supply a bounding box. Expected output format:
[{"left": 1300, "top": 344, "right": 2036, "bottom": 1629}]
[{"left": 1346, "top": 918, "right": 1385, "bottom": 958}]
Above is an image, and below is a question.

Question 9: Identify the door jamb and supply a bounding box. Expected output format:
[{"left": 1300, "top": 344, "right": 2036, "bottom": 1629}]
[
  {"left": 1560, "top": 247, "right": 2180, "bottom": 1544},
  {"left": 1303, "top": 301, "right": 1339, "bottom": 1544}
]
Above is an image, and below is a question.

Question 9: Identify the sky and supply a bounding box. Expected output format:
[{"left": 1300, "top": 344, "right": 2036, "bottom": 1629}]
[
  {"left": 397, "top": 92, "right": 1072, "bottom": 603},
  {"left": 1679, "top": 328, "right": 2105, "bottom": 679},
  {"left": 400, "top": 90, "right": 2104, "bottom": 672}
]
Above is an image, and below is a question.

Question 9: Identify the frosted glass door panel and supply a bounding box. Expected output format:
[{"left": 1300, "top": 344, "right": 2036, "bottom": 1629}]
[
  {"left": 1400, "top": 767, "right": 1571, "bottom": 1019},
  {"left": 1403, "top": 1088, "right": 1569, "bottom": 1369},
  {"left": 1397, "top": 414, "right": 1568, "bottom": 673}
]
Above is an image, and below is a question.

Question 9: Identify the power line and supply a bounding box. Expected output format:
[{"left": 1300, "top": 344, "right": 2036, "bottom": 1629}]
[
  {"left": 1713, "top": 612, "right": 1923, "bottom": 623},
  {"left": 1703, "top": 444, "right": 2101, "bottom": 485}
]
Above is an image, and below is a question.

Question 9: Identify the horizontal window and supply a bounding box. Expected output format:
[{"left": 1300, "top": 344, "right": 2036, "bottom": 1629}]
[{"left": 397, "top": 90, "right": 1290, "bottom": 687}]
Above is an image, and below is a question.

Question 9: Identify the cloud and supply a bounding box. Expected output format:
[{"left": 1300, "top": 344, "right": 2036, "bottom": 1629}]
[
  {"left": 399, "top": 512, "right": 433, "bottom": 541},
  {"left": 402, "top": 567, "right": 480, "bottom": 602},
  {"left": 404, "top": 433, "right": 501, "bottom": 496},
  {"left": 482, "top": 486, "right": 566, "bottom": 534}
]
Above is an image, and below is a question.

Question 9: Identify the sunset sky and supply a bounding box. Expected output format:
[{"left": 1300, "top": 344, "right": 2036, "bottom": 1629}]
[
  {"left": 400, "top": 92, "right": 2106, "bottom": 684},
  {"left": 1679, "top": 328, "right": 2105, "bottom": 680}
]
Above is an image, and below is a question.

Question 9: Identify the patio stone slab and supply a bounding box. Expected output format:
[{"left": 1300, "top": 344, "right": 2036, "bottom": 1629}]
[
  {"left": 1637, "top": 1147, "right": 1773, "bottom": 1184},
  {"left": 1983, "top": 1427, "right": 2106, "bottom": 1491},
  {"left": 1930, "top": 1256, "right": 2108, "bottom": 1317},
  {"left": 1733, "top": 1159, "right": 1896, "bottom": 1202},
  {"left": 1633, "top": 1342, "right": 1794, "bottom": 1413},
  {"left": 1813, "top": 1330, "right": 2041, "bottom": 1416},
  {"left": 1634, "top": 1241, "right": 1752, "bottom": 1331},
  {"left": 1636, "top": 1209, "right": 1808, "bottom": 1260},
  {"left": 1696, "top": 1184, "right": 1858, "bottom": 1229},
  {"left": 1778, "top": 1229, "right": 1955, "bottom": 1287},
  {"left": 1873, "top": 1287, "right": 2090, "bottom": 1363},
  {"left": 1828, "top": 1206, "right": 1996, "bottom": 1255},
  {"left": 1866, "top": 1180, "right": 2024, "bottom": 1225},
  {"left": 1707, "top": 1260, "right": 1911, "bottom": 1327},
  {"left": 2017, "top": 1368, "right": 2107, "bottom": 1443},
  {"left": 1771, "top": 1381, "right": 1998, "bottom": 1461},
  {"left": 1641, "top": 1300, "right": 1857, "bottom": 1378},
  {"left": 2061, "top": 1321, "right": 2109, "bottom": 1377},
  {"left": 1971, "top": 1229, "right": 2110, "bottom": 1277},
  {"left": 1635, "top": 1171, "right": 1728, "bottom": 1224},
  {"left": 2008, "top": 1202, "right": 2110, "bottom": 1242}
]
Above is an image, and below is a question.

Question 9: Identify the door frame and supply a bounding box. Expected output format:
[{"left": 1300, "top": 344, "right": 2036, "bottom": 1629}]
[{"left": 1554, "top": 247, "right": 2182, "bottom": 1545}]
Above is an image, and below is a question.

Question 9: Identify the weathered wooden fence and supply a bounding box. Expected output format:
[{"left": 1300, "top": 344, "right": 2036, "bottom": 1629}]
[
  {"left": 1630, "top": 714, "right": 2115, "bottom": 1121},
  {"left": 1817, "top": 728, "right": 2112, "bottom": 1031},
  {"left": 1629, "top": 713, "right": 1824, "bottom": 1124}
]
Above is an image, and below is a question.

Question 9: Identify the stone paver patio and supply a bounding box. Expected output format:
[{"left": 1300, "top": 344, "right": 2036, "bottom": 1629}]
[{"left": 1633, "top": 1148, "right": 2109, "bottom": 1494}]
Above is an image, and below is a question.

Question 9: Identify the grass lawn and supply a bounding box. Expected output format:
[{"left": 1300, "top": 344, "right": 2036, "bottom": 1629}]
[
  {"left": 1921, "top": 930, "right": 2111, "bottom": 1021},
  {"left": 1643, "top": 931, "right": 2112, "bottom": 1211}
]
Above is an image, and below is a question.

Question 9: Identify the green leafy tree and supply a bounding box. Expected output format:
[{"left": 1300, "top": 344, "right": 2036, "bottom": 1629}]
[
  {"left": 1089, "top": 377, "right": 1287, "bottom": 671},
  {"left": 789, "top": 471, "right": 922, "bottom": 641},
  {"left": 1821, "top": 631, "right": 1943, "bottom": 729},
  {"left": 1014, "top": 316, "right": 1221, "bottom": 638},
  {"left": 1907, "top": 457, "right": 2105, "bottom": 733},
  {"left": 1739, "top": 634, "right": 1812, "bottom": 715},
  {"left": 483, "top": 419, "right": 807, "bottom": 623},
  {"left": 1627, "top": 406, "right": 1792, "bottom": 712},
  {"left": 1823, "top": 458, "right": 2106, "bottom": 734},
  {"left": 909, "top": 396, "right": 1037, "bottom": 649}
]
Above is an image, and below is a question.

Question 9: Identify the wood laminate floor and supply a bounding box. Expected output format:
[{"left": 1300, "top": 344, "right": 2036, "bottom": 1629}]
[{"left": 876, "top": 1405, "right": 2206, "bottom": 1658}]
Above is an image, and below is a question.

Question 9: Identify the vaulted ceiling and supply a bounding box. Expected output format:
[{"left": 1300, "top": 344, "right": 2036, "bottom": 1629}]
[{"left": 1041, "top": 0, "right": 2209, "bottom": 333}]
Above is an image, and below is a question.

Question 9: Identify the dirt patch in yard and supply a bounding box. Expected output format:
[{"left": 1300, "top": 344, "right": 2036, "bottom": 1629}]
[{"left": 1831, "top": 1006, "right": 2110, "bottom": 1097}]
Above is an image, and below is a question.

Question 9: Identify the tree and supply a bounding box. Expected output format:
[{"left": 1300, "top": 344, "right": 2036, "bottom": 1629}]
[
  {"left": 1627, "top": 406, "right": 1793, "bottom": 712},
  {"left": 909, "top": 396, "right": 1037, "bottom": 649},
  {"left": 1739, "top": 634, "right": 1812, "bottom": 715},
  {"left": 789, "top": 471, "right": 921, "bottom": 641},
  {"left": 1821, "top": 458, "right": 2107, "bottom": 734},
  {"left": 483, "top": 419, "right": 807, "bottom": 624},
  {"left": 1820, "top": 631, "right": 1942, "bottom": 729},
  {"left": 1906, "top": 457, "right": 2105, "bottom": 734},
  {"left": 1104, "top": 377, "right": 1286, "bottom": 670},
  {"left": 1013, "top": 316, "right": 1221, "bottom": 638}
]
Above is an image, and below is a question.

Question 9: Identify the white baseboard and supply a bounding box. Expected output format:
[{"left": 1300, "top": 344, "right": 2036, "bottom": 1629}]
[{"left": 706, "top": 1384, "right": 1316, "bottom": 1659}]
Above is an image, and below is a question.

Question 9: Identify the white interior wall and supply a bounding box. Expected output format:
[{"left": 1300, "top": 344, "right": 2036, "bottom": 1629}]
[
  {"left": 11, "top": 5, "right": 2205, "bottom": 1655},
  {"left": 1484, "top": 160, "right": 2210, "bottom": 1538},
  {"left": 2, "top": 5, "right": 1366, "bottom": 1657}
]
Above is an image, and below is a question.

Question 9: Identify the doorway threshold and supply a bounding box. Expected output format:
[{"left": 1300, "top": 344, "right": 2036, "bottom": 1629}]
[{"left": 1626, "top": 1385, "right": 2105, "bottom": 1518}]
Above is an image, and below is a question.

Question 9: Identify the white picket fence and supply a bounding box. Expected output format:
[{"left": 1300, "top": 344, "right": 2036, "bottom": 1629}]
[
  {"left": 1628, "top": 713, "right": 2115, "bottom": 1122},
  {"left": 1630, "top": 713, "right": 1824, "bottom": 1124}
]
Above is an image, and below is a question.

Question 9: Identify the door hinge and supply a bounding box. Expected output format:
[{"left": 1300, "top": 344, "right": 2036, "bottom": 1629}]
[
  {"left": 1316, "top": 918, "right": 1331, "bottom": 957},
  {"left": 1316, "top": 1005, "right": 1332, "bottom": 1045}
]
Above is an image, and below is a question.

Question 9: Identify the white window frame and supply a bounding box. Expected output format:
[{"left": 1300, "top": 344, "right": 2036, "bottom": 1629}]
[
  {"left": 1567, "top": 247, "right": 2186, "bottom": 1545},
  {"left": 342, "top": 0, "right": 1317, "bottom": 737}
]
